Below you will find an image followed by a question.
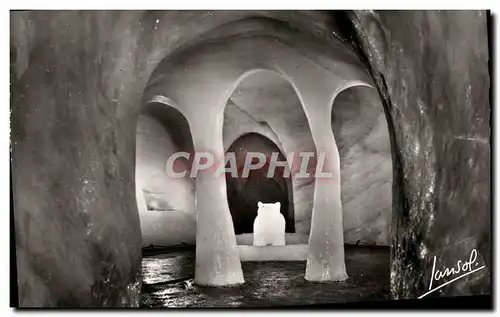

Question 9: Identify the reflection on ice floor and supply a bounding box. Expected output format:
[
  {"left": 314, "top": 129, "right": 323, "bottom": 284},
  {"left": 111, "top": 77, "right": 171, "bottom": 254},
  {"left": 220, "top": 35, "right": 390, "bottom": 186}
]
[{"left": 141, "top": 246, "right": 390, "bottom": 308}]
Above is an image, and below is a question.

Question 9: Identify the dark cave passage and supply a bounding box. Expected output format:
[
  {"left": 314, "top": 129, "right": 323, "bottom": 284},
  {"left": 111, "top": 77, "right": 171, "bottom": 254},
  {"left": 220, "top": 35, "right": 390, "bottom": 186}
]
[{"left": 225, "top": 133, "right": 294, "bottom": 234}]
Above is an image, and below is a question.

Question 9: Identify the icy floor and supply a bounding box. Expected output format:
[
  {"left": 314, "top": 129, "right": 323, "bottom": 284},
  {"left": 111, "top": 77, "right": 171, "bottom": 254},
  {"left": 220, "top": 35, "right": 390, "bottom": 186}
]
[{"left": 141, "top": 246, "right": 390, "bottom": 308}]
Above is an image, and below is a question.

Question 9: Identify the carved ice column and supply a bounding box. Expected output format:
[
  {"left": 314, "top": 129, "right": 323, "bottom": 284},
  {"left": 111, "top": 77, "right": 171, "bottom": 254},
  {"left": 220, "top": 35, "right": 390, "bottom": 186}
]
[
  {"left": 189, "top": 112, "right": 244, "bottom": 286},
  {"left": 305, "top": 101, "right": 348, "bottom": 282}
]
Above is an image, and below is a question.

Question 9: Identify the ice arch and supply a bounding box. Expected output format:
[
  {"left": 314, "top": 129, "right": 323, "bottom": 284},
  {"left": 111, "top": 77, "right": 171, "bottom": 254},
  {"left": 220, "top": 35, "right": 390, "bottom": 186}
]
[
  {"left": 136, "top": 100, "right": 196, "bottom": 246},
  {"left": 143, "top": 19, "right": 373, "bottom": 285}
]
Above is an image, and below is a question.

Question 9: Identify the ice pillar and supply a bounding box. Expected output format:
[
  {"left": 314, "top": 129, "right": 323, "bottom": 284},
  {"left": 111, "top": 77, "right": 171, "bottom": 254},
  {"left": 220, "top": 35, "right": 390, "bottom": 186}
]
[
  {"left": 305, "top": 105, "right": 348, "bottom": 282},
  {"left": 190, "top": 113, "right": 244, "bottom": 286}
]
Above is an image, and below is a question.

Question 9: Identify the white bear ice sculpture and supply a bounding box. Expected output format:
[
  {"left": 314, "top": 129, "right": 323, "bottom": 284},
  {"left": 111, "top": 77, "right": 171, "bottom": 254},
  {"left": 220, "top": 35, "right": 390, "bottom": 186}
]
[{"left": 253, "top": 201, "right": 286, "bottom": 246}]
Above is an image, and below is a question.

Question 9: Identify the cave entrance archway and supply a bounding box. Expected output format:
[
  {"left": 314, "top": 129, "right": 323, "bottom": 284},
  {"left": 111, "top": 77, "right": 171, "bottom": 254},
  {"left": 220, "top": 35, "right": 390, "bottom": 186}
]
[
  {"left": 140, "top": 16, "right": 390, "bottom": 284},
  {"left": 225, "top": 132, "right": 295, "bottom": 235}
]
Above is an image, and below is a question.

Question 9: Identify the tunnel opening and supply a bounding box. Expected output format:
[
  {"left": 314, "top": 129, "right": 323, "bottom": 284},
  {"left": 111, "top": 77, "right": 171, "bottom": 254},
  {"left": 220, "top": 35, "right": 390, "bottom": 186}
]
[
  {"left": 224, "top": 132, "right": 295, "bottom": 234},
  {"left": 222, "top": 69, "right": 315, "bottom": 243},
  {"left": 138, "top": 14, "right": 396, "bottom": 301}
]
